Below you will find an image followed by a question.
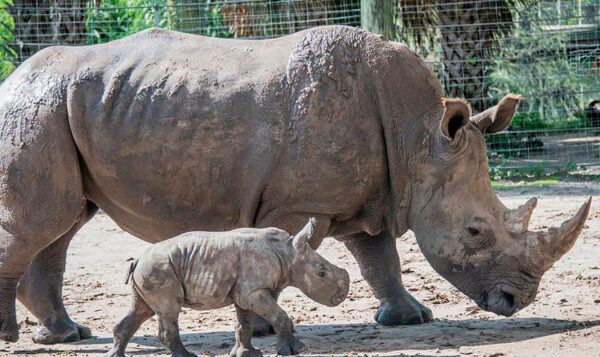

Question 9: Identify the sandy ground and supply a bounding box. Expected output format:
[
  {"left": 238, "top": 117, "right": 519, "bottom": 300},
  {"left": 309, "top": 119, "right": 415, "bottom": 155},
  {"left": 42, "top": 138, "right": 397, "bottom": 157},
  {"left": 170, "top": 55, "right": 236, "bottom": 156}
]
[{"left": 4, "top": 182, "right": 600, "bottom": 357}]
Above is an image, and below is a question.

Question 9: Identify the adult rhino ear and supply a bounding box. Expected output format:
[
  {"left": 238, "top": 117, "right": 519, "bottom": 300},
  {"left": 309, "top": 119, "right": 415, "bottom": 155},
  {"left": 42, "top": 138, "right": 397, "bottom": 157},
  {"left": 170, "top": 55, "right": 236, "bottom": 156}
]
[
  {"left": 292, "top": 217, "right": 316, "bottom": 254},
  {"left": 470, "top": 94, "right": 522, "bottom": 134},
  {"left": 440, "top": 98, "right": 472, "bottom": 142}
]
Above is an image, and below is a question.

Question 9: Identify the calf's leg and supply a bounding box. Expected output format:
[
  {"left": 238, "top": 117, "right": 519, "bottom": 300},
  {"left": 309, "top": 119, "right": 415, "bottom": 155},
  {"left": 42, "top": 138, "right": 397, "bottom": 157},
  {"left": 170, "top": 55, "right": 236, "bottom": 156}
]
[
  {"left": 252, "top": 214, "right": 331, "bottom": 336},
  {"left": 157, "top": 311, "right": 195, "bottom": 357},
  {"left": 251, "top": 291, "right": 279, "bottom": 337},
  {"left": 343, "top": 231, "right": 433, "bottom": 325},
  {"left": 105, "top": 288, "right": 154, "bottom": 357},
  {"left": 17, "top": 201, "right": 98, "bottom": 344},
  {"left": 244, "top": 290, "right": 305, "bottom": 356},
  {"left": 230, "top": 305, "right": 262, "bottom": 357}
]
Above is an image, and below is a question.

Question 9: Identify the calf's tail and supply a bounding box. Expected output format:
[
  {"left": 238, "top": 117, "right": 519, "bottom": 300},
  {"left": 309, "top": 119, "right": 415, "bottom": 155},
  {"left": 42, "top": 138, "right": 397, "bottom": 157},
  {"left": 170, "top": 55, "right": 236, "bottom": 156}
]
[{"left": 124, "top": 260, "right": 138, "bottom": 284}]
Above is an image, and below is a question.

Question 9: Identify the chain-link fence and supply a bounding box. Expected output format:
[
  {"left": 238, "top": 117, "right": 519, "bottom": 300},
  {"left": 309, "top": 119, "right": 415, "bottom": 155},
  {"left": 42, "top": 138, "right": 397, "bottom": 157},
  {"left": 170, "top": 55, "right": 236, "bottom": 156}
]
[
  {"left": 398, "top": 1, "right": 600, "bottom": 175},
  {"left": 1, "top": 0, "right": 360, "bottom": 66},
  {"left": 0, "top": 0, "right": 599, "bottom": 175}
]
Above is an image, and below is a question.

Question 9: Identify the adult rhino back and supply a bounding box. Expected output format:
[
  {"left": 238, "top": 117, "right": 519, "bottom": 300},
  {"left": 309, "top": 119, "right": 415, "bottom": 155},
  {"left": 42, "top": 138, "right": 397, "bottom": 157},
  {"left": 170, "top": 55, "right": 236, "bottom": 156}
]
[
  {"left": 63, "top": 26, "right": 389, "bottom": 241},
  {"left": 65, "top": 29, "right": 293, "bottom": 239}
]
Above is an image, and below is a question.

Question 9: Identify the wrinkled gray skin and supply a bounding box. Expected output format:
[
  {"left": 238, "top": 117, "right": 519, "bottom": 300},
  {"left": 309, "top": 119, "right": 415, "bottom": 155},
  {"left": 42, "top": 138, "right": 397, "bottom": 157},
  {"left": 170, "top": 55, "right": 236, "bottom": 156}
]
[
  {"left": 105, "top": 219, "right": 348, "bottom": 357},
  {"left": 0, "top": 25, "right": 591, "bottom": 344}
]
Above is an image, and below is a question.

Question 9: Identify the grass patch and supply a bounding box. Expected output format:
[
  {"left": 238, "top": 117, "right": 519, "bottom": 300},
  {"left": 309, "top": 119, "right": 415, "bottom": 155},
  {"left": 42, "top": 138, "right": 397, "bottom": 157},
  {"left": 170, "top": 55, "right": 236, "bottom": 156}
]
[
  {"left": 491, "top": 172, "right": 600, "bottom": 190},
  {"left": 491, "top": 177, "right": 560, "bottom": 190}
]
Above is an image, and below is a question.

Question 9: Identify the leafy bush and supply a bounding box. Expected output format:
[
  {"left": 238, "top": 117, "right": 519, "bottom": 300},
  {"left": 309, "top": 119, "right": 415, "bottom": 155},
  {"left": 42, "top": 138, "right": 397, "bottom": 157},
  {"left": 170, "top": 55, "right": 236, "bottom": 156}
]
[
  {"left": 0, "top": 0, "right": 15, "bottom": 82},
  {"left": 488, "top": 4, "right": 600, "bottom": 130},
  {"left": 86, "top": 0, "right": 157, "bottom": 44}
]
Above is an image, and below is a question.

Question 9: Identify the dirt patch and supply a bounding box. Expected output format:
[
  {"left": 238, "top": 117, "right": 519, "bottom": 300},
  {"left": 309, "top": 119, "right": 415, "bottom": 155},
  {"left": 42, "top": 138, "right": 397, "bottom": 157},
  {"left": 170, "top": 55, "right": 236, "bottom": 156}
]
[{"left": 5, "top": 183, "right": 600, "bottom": 356}]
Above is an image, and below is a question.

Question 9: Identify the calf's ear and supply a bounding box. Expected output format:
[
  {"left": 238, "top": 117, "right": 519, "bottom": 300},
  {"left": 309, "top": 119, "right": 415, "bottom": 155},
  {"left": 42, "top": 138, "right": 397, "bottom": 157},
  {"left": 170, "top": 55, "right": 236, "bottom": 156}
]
[
  {"left": 292, "top": 234, "right": 308, "bottom": 254},
  {"left": 292, "top": 217, "right": 316, "bottom": 254},
  {"left": 440, "top": 98, "right": 471, "bottom": 142},
  {"left": 470, "top": 94, "right": 522, "bottom": 134}
]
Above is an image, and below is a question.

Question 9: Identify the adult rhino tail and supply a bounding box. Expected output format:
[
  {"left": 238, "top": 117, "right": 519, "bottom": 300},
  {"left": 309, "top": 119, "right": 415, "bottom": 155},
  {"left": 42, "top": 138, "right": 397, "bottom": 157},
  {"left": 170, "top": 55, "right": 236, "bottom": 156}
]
[{"left": 124, "top": 260, "right": 138, "bottom": 285}]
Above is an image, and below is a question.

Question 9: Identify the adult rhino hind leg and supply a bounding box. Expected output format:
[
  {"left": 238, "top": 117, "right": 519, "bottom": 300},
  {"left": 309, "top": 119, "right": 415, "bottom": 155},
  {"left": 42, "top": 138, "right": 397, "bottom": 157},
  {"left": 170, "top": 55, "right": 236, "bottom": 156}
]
[
  {"left": 17, "top": 201, "right": 98, "bottom": 344},
  {"left": 0, "top": 73, "right": 86, "bottom": 342},
  {"left": 344, "top": 231, "right": 433, "bottom": 325}
]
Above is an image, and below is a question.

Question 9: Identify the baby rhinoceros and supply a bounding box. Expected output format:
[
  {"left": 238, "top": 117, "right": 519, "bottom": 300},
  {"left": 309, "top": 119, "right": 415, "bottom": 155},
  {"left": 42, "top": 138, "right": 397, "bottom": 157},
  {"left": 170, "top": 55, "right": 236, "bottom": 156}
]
[{"left": 105, "top": 218, "right": 350, "bottom": 357}]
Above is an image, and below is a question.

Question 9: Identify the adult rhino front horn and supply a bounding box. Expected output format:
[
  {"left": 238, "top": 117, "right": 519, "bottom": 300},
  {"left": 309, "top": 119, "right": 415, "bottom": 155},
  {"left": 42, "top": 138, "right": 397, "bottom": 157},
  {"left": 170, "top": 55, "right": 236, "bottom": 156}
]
[{"left": 0, "top": 25, "right": 591, "bottom": 344}]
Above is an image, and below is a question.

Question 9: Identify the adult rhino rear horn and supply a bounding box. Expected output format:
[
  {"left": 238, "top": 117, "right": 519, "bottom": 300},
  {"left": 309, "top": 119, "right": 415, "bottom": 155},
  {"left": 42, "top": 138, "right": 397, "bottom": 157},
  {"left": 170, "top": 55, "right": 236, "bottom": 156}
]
[
  {"left": 504, "top": 197, "right": 537, "bottom": 234},
  {"left": 522, "top": 197, "right": 592, "bottom": 272}
]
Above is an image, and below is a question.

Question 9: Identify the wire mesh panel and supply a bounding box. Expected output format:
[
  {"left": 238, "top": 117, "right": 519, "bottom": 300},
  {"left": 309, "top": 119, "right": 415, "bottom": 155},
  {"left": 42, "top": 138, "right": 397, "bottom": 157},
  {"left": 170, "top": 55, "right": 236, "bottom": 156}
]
[
  {"left": 0, "top": 0, "right": 599, "bottom": 173},
  {"left": 397, "top": 0, "right": 600, "bottom": 173},
  {"left": 0, "top": 0, "right": 360, "bottom": 68}
]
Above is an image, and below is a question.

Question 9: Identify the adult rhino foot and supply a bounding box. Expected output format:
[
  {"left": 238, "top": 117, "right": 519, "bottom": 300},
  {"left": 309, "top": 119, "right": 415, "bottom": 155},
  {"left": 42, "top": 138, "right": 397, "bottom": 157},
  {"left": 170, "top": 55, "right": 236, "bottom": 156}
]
[
  {"left": 276, "top": 335, "right": 306, "bottom": 356},
  {"left": 0, "top": 316, "right": 19, "bottom": 342},
  {"left": 230, "top": 343, "right": 263, "bottom": 357},
  {"left": 374, "top": 297, "right": 433, "bottom": 326},
  {"left": 33, "top": 319, "right": 92, "bottom": 344}
]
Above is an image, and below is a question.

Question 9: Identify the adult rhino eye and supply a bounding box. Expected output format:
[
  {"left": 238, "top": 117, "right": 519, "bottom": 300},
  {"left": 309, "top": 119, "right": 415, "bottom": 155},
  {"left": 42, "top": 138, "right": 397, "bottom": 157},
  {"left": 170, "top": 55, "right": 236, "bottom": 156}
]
[
  {"left": 467, "top": 227, "right": 480, "bottom": 236},
  {"left": 318, "top": 271, "right": 326, "bottom": 278}
]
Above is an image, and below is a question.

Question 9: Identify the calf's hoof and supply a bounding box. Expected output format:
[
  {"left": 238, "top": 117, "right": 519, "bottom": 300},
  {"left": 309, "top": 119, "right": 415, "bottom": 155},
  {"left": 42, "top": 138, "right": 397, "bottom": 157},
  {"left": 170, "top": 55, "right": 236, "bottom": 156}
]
[
  {"left": 230, "top": 343, "right": 263, "bottom": 357},
  {"left": 374, "top": 298, "right": 433, "bottom": 325},
  {"left": 276, "top": 336, "right": 306, "bottom": 356},
  {"left": 33, "top": 319, "right": 92, "bottom": 344},
  {"left": 0, "top": 316, "right": 19, "bottom": 342},
  {"left": 104, "top": 347, "right": 125, "bottom": 357}
]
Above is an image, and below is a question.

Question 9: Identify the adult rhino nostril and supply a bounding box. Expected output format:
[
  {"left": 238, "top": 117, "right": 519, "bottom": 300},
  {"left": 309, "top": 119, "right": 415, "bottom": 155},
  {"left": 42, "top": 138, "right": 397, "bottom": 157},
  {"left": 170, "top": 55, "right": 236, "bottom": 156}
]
[{"left": 502, "top": 291, "right": 517, "bottom": 315}]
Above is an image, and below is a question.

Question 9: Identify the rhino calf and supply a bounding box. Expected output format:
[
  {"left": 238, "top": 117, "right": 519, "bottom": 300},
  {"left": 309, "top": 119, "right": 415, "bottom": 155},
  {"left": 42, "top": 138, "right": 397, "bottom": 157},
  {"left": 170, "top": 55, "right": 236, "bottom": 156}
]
[{"left": 105, "top": 218, "right": 349, "bottom": 357}]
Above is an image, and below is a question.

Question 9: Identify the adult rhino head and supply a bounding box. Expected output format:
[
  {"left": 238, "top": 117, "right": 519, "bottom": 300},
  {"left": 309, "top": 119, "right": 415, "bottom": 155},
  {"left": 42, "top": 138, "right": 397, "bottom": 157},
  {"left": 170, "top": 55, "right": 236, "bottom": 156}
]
[{"left": 407, "top": 94, "right": 591, "bottom": 316}]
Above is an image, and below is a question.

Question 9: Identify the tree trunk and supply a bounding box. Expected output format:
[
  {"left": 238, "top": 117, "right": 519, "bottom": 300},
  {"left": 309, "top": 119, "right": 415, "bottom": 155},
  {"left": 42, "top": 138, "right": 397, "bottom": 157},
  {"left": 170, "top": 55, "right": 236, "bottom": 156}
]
[
  {"left": 436, "top": 1, "right": 512, "bottom": 112},
  {"left": 361, "top": 0, "right": 394, "bottom": 40}
]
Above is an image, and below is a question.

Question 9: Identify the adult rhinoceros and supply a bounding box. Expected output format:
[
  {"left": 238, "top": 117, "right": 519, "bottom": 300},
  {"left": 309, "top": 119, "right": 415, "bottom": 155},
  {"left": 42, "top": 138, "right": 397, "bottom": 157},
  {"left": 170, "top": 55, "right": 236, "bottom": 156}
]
[{"left": 0, "top": 25, "right": 590, "bottom": 344}]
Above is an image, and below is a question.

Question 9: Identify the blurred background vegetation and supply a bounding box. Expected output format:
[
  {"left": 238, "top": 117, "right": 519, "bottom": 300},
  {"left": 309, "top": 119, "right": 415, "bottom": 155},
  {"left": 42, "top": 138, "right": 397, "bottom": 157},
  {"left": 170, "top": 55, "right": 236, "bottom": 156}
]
[{"left": 0, "top": 0, "right": 599, "bottom": 177}]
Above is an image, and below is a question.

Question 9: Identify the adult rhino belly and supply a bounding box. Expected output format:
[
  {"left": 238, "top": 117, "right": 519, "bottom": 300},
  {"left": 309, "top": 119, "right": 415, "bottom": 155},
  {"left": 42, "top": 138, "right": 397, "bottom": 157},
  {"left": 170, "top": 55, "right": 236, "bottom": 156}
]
[{"left": 68, "top": 63, "right": 285, "bottom": 241}]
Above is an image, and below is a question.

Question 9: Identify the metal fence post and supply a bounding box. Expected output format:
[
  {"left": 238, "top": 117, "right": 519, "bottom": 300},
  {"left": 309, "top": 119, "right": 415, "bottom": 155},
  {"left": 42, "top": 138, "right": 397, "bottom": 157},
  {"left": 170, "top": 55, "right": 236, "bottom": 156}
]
[{"left": 154, "top": 2, "right": 160, "bottom": 28}]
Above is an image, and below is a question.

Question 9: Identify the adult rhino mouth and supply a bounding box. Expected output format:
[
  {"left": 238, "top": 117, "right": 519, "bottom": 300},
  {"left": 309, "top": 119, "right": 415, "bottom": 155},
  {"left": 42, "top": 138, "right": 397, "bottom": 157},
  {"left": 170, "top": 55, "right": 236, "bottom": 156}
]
[{"left": 478, "top": 287, "right": 520, "bottom": 317}]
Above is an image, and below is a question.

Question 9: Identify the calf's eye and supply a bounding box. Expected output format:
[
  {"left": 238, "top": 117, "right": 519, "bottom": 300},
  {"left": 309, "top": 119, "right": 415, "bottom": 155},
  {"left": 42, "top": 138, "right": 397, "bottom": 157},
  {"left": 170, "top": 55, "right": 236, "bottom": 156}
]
[
  {"left": 467, "top": 227, "right": 480, "bottom": 236},
  {"left": 318, "top": 271, "right": 326, "bottom": 278}
]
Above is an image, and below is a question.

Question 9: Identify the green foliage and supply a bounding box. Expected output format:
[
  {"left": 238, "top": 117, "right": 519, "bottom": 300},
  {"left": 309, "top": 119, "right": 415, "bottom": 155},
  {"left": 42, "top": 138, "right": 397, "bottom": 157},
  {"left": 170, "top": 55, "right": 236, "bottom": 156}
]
[
  {"left": 86, "top": 0, "right": 156, "bottom": 44},
  {"left": 0, "top": 0, "right": 15, "bottom": 82},
  {"left": 85, "top": 0, "right": 236, "bottom": 43},
  {"left": 489, "top": 160, "right": 581, "bottom": 181},
  {"left": 489, "top": 163, "right": 549, "bottom": 180},
  {"left": 491, "top": 176, "right": 560, "bottom": 190},
  {"left": 488, "top": 5, "right": 600, "bottom": 129},
  {"left": 202, "top": 0, "right": 232, "bottom": 38}
]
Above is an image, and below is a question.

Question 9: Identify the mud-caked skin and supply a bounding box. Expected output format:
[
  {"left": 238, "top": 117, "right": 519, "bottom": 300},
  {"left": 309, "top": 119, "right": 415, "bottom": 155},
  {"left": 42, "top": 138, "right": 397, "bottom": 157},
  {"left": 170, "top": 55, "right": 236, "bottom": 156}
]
[
  {"left": 0, "top": 25, "right": 592, "bottom": 344},
  {"left": 105, "top": 219, "right": 349, "bottom": 357}
]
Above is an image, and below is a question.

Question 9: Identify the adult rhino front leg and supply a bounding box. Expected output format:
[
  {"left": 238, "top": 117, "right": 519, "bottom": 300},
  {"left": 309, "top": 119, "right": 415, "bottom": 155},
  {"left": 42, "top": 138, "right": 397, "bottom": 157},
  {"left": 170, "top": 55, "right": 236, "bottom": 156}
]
[
  {"left": 343, "top": 231, "right": 433, "bottom": 325},
  {"left": 17, "top": 201, "right": 98, "bottom": 344}
]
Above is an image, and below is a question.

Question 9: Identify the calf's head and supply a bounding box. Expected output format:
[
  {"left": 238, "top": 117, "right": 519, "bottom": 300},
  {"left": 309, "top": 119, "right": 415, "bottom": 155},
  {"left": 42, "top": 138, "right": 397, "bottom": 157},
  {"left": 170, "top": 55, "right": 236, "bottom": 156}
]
[
  {"left": 408, "top": 94, "right": 591, "bottom": 316},
  {"left": 288, "top": 218, "right": 350, "bottom": 307}
]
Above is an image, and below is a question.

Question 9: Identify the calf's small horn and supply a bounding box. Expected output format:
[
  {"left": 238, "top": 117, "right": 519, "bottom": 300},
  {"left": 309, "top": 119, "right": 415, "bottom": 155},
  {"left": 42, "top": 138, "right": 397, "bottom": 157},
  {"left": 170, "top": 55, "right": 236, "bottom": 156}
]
[
  {"left": 505, "top": 197, "right": 537, "bottom": 234},
  {"left": 525, "top": 197, "right": 592, "bottom": 271}
]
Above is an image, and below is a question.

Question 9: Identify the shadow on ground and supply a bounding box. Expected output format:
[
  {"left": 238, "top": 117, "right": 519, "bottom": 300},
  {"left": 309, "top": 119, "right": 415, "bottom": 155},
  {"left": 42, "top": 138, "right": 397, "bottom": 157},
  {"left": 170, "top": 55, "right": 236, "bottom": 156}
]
[{"left": 12, "top": 317, "right": 600, "bottom": 356}]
